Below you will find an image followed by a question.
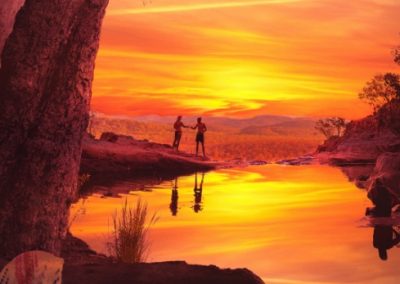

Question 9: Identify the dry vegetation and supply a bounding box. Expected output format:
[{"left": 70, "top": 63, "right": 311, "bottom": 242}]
[
  {"left": 90, "top": 116, "right": 322, "bottom": 162},
  {"left": 108, "top": 199, "right": 157, "bottom": 263}
]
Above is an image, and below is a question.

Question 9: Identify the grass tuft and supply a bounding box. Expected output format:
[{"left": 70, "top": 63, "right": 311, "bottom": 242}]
[{"left": 108, "top": 198, "right": 157, "bottom": 263}]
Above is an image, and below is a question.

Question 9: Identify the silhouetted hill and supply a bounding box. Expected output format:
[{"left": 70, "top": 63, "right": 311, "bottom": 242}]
[
  {"left": 89, "top": 113, "right": 322, "bottom": 161},
  {"left": 92, "top": 113, "right": 317, "bottom": 136}
]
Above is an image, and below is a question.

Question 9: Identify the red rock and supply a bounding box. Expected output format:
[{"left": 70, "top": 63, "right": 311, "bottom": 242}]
[
  {"left": 316, "top": 102, "right": 400, "bottom": 165},
  {"left": 0, "top": 0, "right": 108, "bottom": 259},
  {"left": 0, "top": 0, "right": 25, "bottom": 65}
]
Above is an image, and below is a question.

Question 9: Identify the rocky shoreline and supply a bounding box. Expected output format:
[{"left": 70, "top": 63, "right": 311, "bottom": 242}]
[
  {"left": 0, "top": 233, "right": 264, "bottom": 284},
  {"left": 80, "top": 132, "right": 228, "bottom": 179},
  {"left": 58, "top": 234, "right": 264, "bottom": 284},
  {"left": 313, "top": 104, "right": 400, "bottom": 209}
]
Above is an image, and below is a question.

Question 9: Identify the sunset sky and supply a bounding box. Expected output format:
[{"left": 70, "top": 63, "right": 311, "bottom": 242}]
[{"left": 91, "top": 0, "right": 400, "bottom": 119}]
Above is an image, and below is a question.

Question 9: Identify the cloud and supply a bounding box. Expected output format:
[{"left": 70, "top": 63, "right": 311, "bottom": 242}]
[
  {"left": 93, "top": 0, "right": 400, "bottom": 119},
  {"left": 108, "top": 0, "right": 305, "bottom": 15}
]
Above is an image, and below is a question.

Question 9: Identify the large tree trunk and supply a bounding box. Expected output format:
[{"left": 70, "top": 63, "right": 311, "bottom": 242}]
[{"left": 0, "top": 0, "right": 108, "bottom": 259}]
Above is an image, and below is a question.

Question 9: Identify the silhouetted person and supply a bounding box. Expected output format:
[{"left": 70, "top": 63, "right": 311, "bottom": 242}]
[
  {"left": 192, "top": 117, "right": 207, "bottom": 158},
  {"left": 172, "top": 116, "right": 188, "bottom": 151},
  {"left": 193, "top": 172, "right": 204, "bottom": 213},
  {"left": 373, "top": 225, "right": 400, "bottom": 261},
  {"left": 170, "top": 178, "right": 179, "bottom": 216}
]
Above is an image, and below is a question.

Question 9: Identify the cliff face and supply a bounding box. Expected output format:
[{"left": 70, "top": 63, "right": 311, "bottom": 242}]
[
  {"left": 317, "top": 101, "right": 400, "bottom": 209},
  {"left": 367, "top": 153, "right": 400, "bottom": 201},
  {"left": 0, "top": 0, "right": 25, "bottom": 65},
  {"left": 0, "top": 0, "right": 109, "bottom": 259},
  {"left": 317, "top": 101, "right": 400, "bottom": 165}
]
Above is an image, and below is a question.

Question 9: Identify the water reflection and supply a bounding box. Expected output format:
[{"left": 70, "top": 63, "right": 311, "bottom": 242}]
[
  {"left": 373, "top": 225, "right": 400, "bottom": 261},
  {"left": 365, "top": 178, "right": 400, "bottom": 261},
  {"left": 170, "top": 178, "right": 179, "bottom": 216},
  {"left": 169, "top": 172, "right": 206, "bottom": 216},
  {"left": 69, "top": 165, "right": 400, "bottom": 283},
  {"left": 193, "top": 172, "right": 205, "bottom": 213}
]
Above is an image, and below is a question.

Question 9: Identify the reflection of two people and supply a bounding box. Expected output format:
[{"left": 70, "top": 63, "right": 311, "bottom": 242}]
[
  {"left": 366, "top": 179, "right": 400, "bottom": 261},
  {"left": 169, "top": 172, "right": 205, "bottom": 216}
]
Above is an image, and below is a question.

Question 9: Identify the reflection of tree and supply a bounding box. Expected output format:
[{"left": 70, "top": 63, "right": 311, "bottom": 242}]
[
  {"left": 373, "top": 225, "right": 400, "bottom": 261},
  {"left": 169, "top": 178, "right": 178, "bottom": 216},
  {"left": 366, "top": 179, "right": 400, "bottom": 260},
  {"left": 193, "top": 172, "right": 205, "bottom": 213}
]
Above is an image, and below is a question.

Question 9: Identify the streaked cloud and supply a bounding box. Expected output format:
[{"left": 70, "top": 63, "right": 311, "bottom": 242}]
[
  {"left": 109, "top": 0, "right": 306, "bottom": 15},
  {"left": 92, "top": 0, "right": 400, "bottom": 119}
]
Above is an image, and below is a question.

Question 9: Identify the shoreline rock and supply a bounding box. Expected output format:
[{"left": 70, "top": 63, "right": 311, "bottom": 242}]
[
  {"left": 59, "top": 234, "right": 264, "bottom": 284},
  {"left": 0, "top": 233, "right": 264, "bottom": 284},
  {"left": 314, "top": 102, "right": 400, "bottom": 212},
  {"left": 80, "top": 133, "right": 228, "bottom": 179}
]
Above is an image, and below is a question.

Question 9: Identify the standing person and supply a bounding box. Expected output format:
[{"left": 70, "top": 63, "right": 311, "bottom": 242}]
[
  {"left": 172, "top": 116, "right": 188, "bottom": 151},
  {"left": 192, "top": 117, "right": 207, "bottom": 158}
]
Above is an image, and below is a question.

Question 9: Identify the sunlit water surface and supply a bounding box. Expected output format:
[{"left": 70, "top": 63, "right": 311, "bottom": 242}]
[{"left": 70, "top": 165, "right": 400, "bottom": 284}]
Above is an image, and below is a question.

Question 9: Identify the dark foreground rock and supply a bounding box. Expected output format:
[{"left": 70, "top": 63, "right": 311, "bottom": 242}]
[
  {"left": 63, "top": 261, "right": 264, "bottom": 284},
  {"left": 60, "top": 234, "right": 263, "bottom": 284},
  {"left": 0, "top": 234, "right": 265, "bottom": 284},
  {"left": 81, "top": 133, "right": 227, "bottom": 178}
]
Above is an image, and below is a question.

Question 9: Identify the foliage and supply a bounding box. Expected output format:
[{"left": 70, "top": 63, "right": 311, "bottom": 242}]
[
  {"left": 394, "top": 45, "right": 400, "bottom": 65},
  {"left": 359, "top": 73, "right": 400, "bottom": 112},
  {"left": 108, "top": 198, "right": 157, "bottom": 263},
  {"left": 328, "top": 117, "right": 347, "bottom": 136},
  {"left": 376, "top": 100, "right": 400, "bottom": 136},
  {"left": 315, "top": 117, "right": 346, "bottom": 139}
]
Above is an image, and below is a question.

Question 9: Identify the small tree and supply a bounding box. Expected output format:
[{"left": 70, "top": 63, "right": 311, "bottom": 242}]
[
  {"left": 315, "top": 119, "right": 334, "bottom": 139},
  {"left": 359, "top": 73, "right": 400, "bottom": 112},
  {"left": 315, "top": 117, "right": 346, "bottom": 139},
  {"left": 327, "top": 117, "right": 346, "bottom": 136}
]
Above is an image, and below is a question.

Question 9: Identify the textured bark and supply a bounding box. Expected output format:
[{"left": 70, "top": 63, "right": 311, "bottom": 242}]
[
  {"left": 0, "top": 0, "right": 108, "bottom": 259},
  {"left": 0, "top": 0, "right": 25, "bottom": 65}
]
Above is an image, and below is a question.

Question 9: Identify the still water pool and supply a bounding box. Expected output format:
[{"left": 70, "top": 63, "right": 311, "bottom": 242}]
[{"left": 70, "top": 165, "right": 400, "bottom": 284}]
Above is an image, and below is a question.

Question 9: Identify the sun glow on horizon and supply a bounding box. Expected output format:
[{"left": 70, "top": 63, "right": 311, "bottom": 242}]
[{"left": 92, "top": 0, "right": 400, "bottom": 119}]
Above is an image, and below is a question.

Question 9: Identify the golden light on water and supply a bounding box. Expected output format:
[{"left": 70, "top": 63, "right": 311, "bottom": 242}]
[{"left": 69, "top": 165, "right": 400, "bottom": 283}]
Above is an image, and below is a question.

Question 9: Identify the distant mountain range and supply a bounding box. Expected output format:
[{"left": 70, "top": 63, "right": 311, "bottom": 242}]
[
  {"left": 89, "top": 113, "right": 323, "bottom": 161},
  {"left": 92, "top": 113, "right": 320, "bottom": 137}
]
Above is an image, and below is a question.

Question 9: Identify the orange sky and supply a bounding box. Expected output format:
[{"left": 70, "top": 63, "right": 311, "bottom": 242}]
[{"left": 91, "top": 0, "right": 400, "bottom": 119}]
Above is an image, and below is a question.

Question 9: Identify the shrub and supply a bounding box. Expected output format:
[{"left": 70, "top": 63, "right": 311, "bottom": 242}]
[
  {"left": 359, "top": 73, "right": 400, "bottom": 112},
  {"left": 108, "top": 198, "right": 157, "bottom": 263}
]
